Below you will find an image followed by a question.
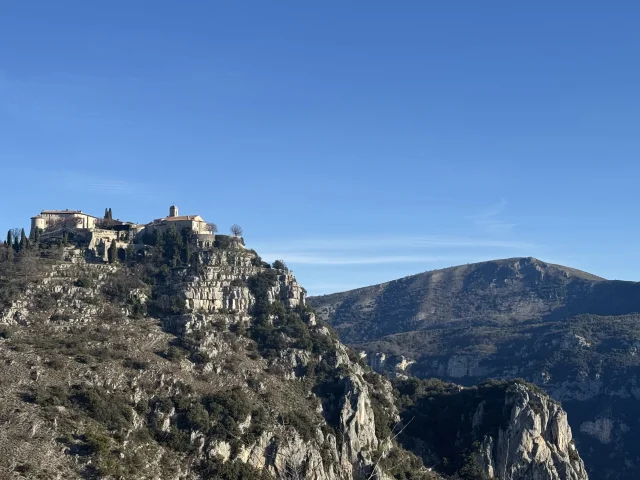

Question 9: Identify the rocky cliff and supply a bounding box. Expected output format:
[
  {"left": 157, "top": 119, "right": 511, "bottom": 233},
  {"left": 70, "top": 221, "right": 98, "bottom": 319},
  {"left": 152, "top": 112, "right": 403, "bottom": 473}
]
[
  {"left": 474, "top": 383, "right": 587, "bottom": 480},
  {"left": 310, "top": 257, "right": 640, "bottom": 479},
  {"left": 0, "top": 246, "right": 587, "bottom": 479}
]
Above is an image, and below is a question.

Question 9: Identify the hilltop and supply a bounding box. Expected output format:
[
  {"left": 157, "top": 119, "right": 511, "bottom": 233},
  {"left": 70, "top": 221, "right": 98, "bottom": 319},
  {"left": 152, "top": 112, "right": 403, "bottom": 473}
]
[{"left": 309, "top": 257, "right": 640, "bottom": 479}]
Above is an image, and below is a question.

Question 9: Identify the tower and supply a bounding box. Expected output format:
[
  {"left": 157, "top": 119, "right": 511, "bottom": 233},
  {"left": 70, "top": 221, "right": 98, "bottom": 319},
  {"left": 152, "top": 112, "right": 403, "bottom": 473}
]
[{"left": 169, "top": 205, "right": 179, "bottom": 217}]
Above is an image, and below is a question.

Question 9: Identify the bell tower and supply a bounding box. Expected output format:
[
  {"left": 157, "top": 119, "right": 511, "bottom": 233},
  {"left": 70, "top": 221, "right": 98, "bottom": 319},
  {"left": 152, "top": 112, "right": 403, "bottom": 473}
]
[{"left": 169, "top": 205, "right": 178, "bottom": 217}]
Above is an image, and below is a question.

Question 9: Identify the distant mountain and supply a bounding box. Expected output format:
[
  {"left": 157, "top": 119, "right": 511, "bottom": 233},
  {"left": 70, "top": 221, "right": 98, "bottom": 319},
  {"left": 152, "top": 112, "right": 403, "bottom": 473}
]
[{"left": 310, "top": 257, "right": 640, "bottom": 480}]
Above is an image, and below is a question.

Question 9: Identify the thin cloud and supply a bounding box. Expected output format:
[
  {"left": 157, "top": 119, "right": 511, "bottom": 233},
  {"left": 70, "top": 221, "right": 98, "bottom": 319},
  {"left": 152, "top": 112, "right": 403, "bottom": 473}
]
[
  {"left": 60, "top": 172, "right": 160, "bottom": 200},
  {"left": 253, "top": 230, "right": 537, "bottom": 267},
  {"left": 0, "top": 167, "right": 162, "bottom": 201},
  {"left": 466, "top": 198, "right": 517, "bottom": 234},
  {"left": 258, "top": 253, "right": 456, "bottom": 265},
  {"left": 253, "top": 234, "right": 534, "bottom": 252}
]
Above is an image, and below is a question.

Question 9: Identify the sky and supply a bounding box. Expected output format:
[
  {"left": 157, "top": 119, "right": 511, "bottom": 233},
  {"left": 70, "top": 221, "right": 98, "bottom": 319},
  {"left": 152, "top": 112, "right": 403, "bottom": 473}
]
[{"left": 1, "top": 1, "right": 639, "bottom": 295}]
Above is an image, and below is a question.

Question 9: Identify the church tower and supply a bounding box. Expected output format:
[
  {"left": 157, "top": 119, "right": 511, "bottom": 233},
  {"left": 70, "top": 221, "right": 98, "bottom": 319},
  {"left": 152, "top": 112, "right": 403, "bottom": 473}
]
[{"left": 169, "top": 205, "right": 178, "bottom": 217}]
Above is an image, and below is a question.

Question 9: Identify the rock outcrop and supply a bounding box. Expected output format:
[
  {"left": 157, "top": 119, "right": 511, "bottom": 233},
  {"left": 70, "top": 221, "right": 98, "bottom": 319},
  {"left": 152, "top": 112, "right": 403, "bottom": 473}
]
[
  {"left": 475, "top": 383, "right": 587, "bottom": 480},
  {"left": 180, "top": 251, "right": 305, "bottom": 313}
]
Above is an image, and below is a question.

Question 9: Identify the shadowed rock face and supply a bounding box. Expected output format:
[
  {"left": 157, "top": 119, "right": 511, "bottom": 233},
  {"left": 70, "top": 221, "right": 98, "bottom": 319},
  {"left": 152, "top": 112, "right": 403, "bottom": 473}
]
[
  {"left": 476, "top": 383, "right": 588, "bottom": 480},
  {"left": 310, "top": 257, "right": 640, "bottom": 479}
]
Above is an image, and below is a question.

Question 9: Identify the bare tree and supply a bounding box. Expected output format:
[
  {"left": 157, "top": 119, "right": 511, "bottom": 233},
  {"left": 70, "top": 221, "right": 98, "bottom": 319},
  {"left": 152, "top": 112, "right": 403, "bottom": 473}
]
[
  {"left": 230, "top": 224, "right": 243, "bottom": 237},
  {"left": 10, "top": 228, "right": 21, "bottom": 242},
  {"left": 207, "top": 223, "right": 218, "bottom": 234},
  {"left": 46, "top": 216, "right": 81, "bottom": 231}
]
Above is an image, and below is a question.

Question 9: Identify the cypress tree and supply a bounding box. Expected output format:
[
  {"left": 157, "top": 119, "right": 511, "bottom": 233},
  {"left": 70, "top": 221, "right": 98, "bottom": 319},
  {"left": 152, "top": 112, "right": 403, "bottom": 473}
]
[
  {"left": 108, "top": 208, "right": 113, "bottom": 220},
  {"left": 6, "top": 230, "right": 12, "bottom": 248},
  {"left": 108, "top": 239, "right": 118, "bottom": 264},
  {"left": 19, "top": 229, "right": 27, "bottom": 251},
  {"left": 104, "top": 208, "right": 109, "bottom": 219}
]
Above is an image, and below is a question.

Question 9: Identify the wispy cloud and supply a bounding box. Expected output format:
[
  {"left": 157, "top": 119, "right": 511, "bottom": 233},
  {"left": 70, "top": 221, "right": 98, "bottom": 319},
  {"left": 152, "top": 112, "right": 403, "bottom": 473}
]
[
  {"left": 253, "top": 233, "right": 536, "bottom": 266},
  {"left": 466, "top": 198, "right": 517, "bottom": 234},
  {"left": 0, "top": 167, "right": 162, "bottom": 201},
  {"left": 253, "top": 234, "right": 534, "bottom": 253},
  {"left": 58, "top": 171, "right": 160, "bottom": 200},
  {"left": 256, "top": 253, "right": 455, "bottom": 266}
]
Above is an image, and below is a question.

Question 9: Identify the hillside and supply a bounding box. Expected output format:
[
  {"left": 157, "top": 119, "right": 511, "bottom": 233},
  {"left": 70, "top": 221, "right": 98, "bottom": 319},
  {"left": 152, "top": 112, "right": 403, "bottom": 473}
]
[
  {"left": 0, "top": 239, "right": 588, "bottom": 479},
  {"left": 309, "top": 257, "right": 640, "bottom": 479}
]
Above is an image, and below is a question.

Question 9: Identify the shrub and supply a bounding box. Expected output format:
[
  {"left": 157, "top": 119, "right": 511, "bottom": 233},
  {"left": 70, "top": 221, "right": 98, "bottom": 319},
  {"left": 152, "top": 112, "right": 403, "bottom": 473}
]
[
  {"left": 74, "top": 276, "right": 93, "bottom": 288},
  {"left": 197, "top": 457, "right": 272, "bottom": 480},
  {"left": 70, "top": 385, "right": 133, "bottom": 431},
  {"left": 182, "top": 403, "right": 210, "bottom": 432},
  {"left": 166, "top": 345, "right": 184, "bottom": 361},
  {"left": 148, "top": 294, "right": 187, "bottom": 316},
  {"left": 272, "top": 260, "right": 288, "bottom": 271},
  {"left": 214, "top": 235, "right": 232, "bottom": 249},
  {"left": 202, "top": 387, "right": 254, "bottom": 440},
  {"left": 191, "top": 350, "right": 211, "bottom": 364},
  {"left": 123, "top": 358, "right": 149, "bottom": 370}
]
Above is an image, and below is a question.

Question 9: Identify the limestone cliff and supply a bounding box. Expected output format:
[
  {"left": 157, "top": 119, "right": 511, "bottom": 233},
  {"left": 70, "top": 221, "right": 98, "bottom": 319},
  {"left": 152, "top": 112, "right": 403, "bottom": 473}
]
[{"left": 474, "top": 383, "right": 587, "bottom": 480}]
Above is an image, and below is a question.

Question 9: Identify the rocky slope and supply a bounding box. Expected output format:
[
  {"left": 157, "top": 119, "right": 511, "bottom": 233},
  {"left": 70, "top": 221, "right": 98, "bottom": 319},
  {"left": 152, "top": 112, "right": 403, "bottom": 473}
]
[
  {"left": 395, "top": 378, "right": 587, "bottom": 480},
  {"left": 0, "top": 245, "right": 587, "bottom": 479},
  {"left": 309, "top": 257, "right": 640, "bottom": 479}
]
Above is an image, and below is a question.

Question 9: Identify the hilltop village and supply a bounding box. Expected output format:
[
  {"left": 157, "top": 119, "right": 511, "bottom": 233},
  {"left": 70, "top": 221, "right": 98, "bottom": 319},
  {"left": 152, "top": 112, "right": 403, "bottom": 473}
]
[{"left": 26, "top": 205, "right": 220, "bottom": 262}]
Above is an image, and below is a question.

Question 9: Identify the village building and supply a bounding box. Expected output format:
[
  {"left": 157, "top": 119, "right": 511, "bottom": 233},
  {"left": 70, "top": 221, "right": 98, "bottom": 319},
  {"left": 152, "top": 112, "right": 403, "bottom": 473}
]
[
  {"left": 30, "top": 209, "right": 100, "bottom": 237},
  {"left": 29, "top": 205, "right": 216, "bottom": 261},
  {"left": 136, "top": 205, "right": 215, "bottom": 246},
  {"left": 138, "top": 205, "right": 213, "bottom": 236}
]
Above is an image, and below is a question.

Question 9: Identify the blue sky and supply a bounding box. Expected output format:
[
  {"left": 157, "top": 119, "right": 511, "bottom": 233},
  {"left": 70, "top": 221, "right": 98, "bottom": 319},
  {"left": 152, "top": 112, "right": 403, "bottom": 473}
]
[{"left": 1, "top": 2, "right": 639, "bottom": 294}]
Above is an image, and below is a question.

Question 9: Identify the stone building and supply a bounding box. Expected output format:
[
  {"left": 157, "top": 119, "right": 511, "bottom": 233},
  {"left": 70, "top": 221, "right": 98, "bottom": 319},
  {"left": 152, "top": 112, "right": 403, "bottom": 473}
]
[
  {"left": 137, "top": 205, "right": 214, "bottom": 241},
  {"left": 30, "top": 209, "right": 100, "bottom": 237},
  {"left": 29, "top": 205, "right": 215, "bottom": 259}
]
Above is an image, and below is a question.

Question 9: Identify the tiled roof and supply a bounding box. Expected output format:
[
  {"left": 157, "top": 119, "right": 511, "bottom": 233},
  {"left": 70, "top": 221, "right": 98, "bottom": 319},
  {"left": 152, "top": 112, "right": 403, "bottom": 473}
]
[
  {"left": 164, "top": 215, "right": 202, "bottom": 221},
  {"left": 41, "top": 210, "right": 100, "bottom": 218},
  {"left": 41, "top": 210, "right": 82, "bottom": 214}
]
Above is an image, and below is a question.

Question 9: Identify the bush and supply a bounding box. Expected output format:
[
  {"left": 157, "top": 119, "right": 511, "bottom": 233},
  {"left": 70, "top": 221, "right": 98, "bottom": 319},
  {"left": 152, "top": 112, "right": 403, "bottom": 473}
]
[
  {"left": 202, "top": 387, "right": 255, "bottom": 440},
  {"left": 272, "top": 260, "right": 287, "bottom": 271},
  {"left": 214, "top": 235, "right": 233, "bottom": 249},
  {"left": 182, "top": 403, "right": 210, "bottom": 432},
  {"left": 197, "top": 457, "right": 272, "bottom": 480},
  {"left": 148, "top": 294, "right": 187, "bottom": 316},
  {"left": 70, "top": 385, "right": 133, "bottom": 431},
  {"left": 74, "top": 276, "right": 93, "bottom": 288},
  {"left": 166, "top": 345, "right": 184, "bottom": 361},
  {"left": 123, "top": 358, "right": 149, "bottom": 370},
  {"left": 31, "top": 385, "right": 71, "bottom": 407}
]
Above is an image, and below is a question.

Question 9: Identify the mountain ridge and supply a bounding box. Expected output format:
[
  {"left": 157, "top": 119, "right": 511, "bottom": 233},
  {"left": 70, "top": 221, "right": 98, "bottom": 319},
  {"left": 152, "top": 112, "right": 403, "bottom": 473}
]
[
  {"left": 309, "top": 256, "right": 640, "bottom": 480},
  {"left": 313, "top": 257, "right": 607, "bottom": 300}
]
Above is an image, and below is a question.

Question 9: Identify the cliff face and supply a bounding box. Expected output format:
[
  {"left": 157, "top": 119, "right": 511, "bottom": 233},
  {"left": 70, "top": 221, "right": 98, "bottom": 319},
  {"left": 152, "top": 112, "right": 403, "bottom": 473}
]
[
  {"left": 309, "top": 257, "right": 639, "bottom": 479},
  {"left": 0, "top": 247, "right": 587, "bottom": 479},
  {"left": 475, "top": 383, "right": 587, "bottom": 480}
]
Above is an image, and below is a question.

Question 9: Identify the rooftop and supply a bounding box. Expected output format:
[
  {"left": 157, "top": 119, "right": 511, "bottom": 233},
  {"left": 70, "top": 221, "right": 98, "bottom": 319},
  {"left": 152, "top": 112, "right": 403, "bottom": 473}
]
[
  {"left": 164, "top": 215, "right": 203, "bottom": 222},
  {"left": 40, "top": 210, "right": 100, "bottom": 218}
]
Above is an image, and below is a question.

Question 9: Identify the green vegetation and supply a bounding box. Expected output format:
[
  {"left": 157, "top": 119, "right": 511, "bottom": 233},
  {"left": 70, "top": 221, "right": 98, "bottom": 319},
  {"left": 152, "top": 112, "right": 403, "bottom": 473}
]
[
  {"left": 394, "top": 378, "right": 516, "bottom": 478},
  {"left": 147, "top": 387, "right": 267, "bottom": 453},
  {"left": 107, "top": 239, "right": 117, "bottom": 264},
  {"left": 197, "top": 457, "right": 272, "bottom": 480}
]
